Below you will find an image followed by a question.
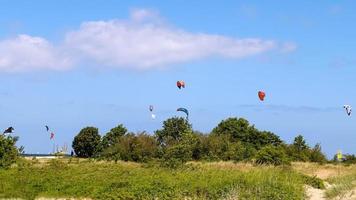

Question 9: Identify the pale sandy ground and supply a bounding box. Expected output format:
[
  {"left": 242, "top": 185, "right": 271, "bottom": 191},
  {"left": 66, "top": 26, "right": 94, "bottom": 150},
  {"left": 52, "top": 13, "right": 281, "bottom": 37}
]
[
  {"left": 307, "top": 187, "right": 356, "bottom": 200},
  {"left": 303, "top": 163, "right": 356, "bottom": 200}
]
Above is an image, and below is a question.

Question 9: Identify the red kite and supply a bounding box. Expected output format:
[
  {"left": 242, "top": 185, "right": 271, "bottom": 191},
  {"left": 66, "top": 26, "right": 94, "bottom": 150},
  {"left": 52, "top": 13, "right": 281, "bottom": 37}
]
[
  {"left": 258, "top": 91, "right": 266, "bottom": 101},
  {"left": 177, "top": 81, "right": 185, "bottom": 89}
]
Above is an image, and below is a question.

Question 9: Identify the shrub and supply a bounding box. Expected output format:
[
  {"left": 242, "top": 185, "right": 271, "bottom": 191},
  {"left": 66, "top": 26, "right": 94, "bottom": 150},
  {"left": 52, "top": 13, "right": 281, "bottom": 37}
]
[
  {"left": 255, "top": 145, "right": 290, "bottom": 166},
  {"left": 101, "top": 133, "right": 158, "bottom": 162},
  {"left": 301, "top": 174, "right": 325, "bottom": 189},
  {"left": 309, "top": 143, "right": 327, "bottom": 164},
  {"left": 155, "top": 117, "right": 192, "bottom": 147},
  {"left": 161, "top": 144, "right": 192, "bottom": 168},
  {"left": 0, "top": 135, "right": 19, "bottom": 169},
  {"left": 101, "top": 124, "right": 127, "bottom": 149}
]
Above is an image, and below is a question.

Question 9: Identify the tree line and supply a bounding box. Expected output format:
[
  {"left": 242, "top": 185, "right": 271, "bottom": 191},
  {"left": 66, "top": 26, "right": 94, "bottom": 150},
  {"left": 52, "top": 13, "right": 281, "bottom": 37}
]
[
  {"left": 1, "top": 116, "right": 355, "bottom": 169},
  {"left": 71, "top": 117, "right": 354, "bottom": 167}
]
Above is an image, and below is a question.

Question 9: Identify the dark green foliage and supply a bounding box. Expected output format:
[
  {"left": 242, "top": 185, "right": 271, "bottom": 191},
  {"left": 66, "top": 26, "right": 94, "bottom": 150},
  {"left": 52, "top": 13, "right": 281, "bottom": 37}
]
[
  {"left": 155, "top": 117, "right": 192, "bottom": 147},
  {"left": 72, "top": 127, "right": 101, "bottom": 158},
  {"left": 255, "top": 145, "right": 290, "bottom": 166},
  {"left": 212, "top": 118, "right": 251, "bottom": 142},
  {"left": 102, "top": 132, "right": 158, "bottom": 162},
  {"left": 287, "top": 135, "right": 310, "bottom": 162},
  {"left": 212, "top": 117, "right": 282, "bottom": 150},
  {"left": 293, "top": 135, "right": 309, "bottom": 152},
  {"left": 301, "top": 174, "right": 326, "bottom": 189},
  {"left": 0, "top": 135, "right": 19, "bottom": 169},
  {"left": 160, "top": 133, "right": 198, "bottom": 168},
  {"left": 286, "top": 135, "right": 327, "bottom": 163},
  {"left": 76, "top": 117, "right": 327, "bottom": 165},
  {"left": 192, "top": 134, "right": 256, "bottom": 161},
  {"left": 344, "top": 154, "right": 356, "bottom": 164},
  {"left": 161, "top": 144, "right": 192, "bottom": 168},
  {"left": 101, "top": 124, "right": 127, "bottom": 149},
  {"left": 309, "top": 143, "right": 327, "bottom": 164}
]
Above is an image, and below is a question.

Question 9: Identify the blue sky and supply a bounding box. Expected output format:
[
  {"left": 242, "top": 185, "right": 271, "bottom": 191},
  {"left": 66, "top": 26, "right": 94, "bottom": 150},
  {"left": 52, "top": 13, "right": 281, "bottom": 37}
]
[{"left": 0, "top": 0, "right": 355, "bottom": 157}]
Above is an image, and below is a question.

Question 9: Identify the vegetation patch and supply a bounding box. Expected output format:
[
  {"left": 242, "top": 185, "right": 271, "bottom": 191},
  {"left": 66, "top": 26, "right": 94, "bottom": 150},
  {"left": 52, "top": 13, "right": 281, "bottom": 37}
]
[{"left": 0, "top": 160, "right": 306, "bottom": 200}]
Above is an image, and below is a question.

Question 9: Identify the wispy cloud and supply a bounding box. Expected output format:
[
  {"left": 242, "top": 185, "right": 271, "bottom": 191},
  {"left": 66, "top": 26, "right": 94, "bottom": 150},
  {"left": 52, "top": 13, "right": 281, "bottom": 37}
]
[
  {"left": 0, "top": 9, "right": 296, "bottom": 72},
  {"left": 240, "top": 104, "right": 339, "bottom": 113}
]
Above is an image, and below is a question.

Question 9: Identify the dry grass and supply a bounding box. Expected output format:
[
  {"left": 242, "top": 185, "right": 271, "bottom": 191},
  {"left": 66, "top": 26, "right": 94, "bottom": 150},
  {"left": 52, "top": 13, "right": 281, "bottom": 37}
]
[{"left": 292, "top": 162, "right": 356, "bottom": 180}]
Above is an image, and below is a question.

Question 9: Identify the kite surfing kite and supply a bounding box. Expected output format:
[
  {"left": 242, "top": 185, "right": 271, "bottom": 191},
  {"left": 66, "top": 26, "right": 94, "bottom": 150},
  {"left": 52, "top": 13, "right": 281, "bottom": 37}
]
[
  {"left": 3, "top": 127, "right": 14, "bottom": 134},
  {"left": 45, "top": 125, "right": 55, "bottom": 139},
  {"left": 177, "top": 81, "right": 185, "bottom": 89},
  {"left": 258, "top": 91, "right": 266, "bottom": 101},
  {"left": 177, "top": 107, "right": 189, "bottom": 120},
  {"left": 50, "top": 132, "right": 55, "bottom": 140},
  {"left": 149, "top": 105, "right": 156, "bottom": 119},
  {"left": 343, "top": 105, "right": 352, "bottom": 116}
]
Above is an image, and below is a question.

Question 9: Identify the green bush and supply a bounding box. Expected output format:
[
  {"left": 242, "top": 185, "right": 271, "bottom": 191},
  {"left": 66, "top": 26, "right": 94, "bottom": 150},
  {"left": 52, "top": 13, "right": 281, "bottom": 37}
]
[
  {"left": 309, "top": 143, "right": 327, "bottom": 164},
  {"left": 0, "top": 135, "right": 19, "bottom": 169},
  {"left": 255, "top": 145, "right": 290, "bottom": 166},
  {"left": 102, "top": 133, "right": 158, "bottom": 162},
  {"left": 101, "top": 124, "right": 127, "bottom": 150},
  {"left": 72, "top": 127, "right": 101, "bottom": 158},
  {"left": 342, "top": 154, "right": 356, "bottom": 164},
  {"left": 301, "top": 174, "right": 325, "bottom": 189},
  {"left": 155, "top": 117, "right": 192, "bottom": 147},
  {"left": 161, "top": 143, "right": 193, "bottom": 168}
]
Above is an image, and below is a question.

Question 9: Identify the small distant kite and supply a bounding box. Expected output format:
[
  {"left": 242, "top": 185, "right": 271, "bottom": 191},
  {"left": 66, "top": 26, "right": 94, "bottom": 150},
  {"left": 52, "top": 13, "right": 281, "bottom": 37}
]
[
  {"left": 149, "top": 105, "right": 156, "bottom": 119},
  {"left": 343, "top": 105, "right": 352, "bottom": 116},
  {"left": 45, "top": 125, "right": 55, "bottom": 139},
  {"left": 3, "top": 127, "right": 14, "bottom": 134},
  {"left": 177, "top": 81, "right": 185, "bottom": 89},
  {"left": 50, "top": 132, "right": 55, "bottom": 140},
  {"left": 258, "top": 91, "right": 266, "bottom": 101},
  {"left": 177, "top": 107, "right": 189, "bottom": 120}
]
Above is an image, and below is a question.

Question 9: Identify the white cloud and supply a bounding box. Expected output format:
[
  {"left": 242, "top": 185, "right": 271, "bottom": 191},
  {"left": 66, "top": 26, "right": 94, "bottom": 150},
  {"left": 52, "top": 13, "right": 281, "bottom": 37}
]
[
  {"left": 0, "top": 9, "right": 295, "bottom": 72},
  {"left": 65, "top": 9, "right": 280, "bottom": 69},
  {"left": 0, "top": 35, "right": 72, "bottom": 72}
]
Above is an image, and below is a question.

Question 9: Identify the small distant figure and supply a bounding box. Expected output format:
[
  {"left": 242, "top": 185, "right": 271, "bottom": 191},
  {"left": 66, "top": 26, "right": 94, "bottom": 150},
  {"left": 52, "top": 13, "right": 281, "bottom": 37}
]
[{"left": 71, "top": 150, "right": 74, "bottom": 157}]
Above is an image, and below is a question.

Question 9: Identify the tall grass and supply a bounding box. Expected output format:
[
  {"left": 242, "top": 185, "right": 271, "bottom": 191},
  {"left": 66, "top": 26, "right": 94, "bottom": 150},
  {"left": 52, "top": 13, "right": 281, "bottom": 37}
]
[
  {"left": 0, "top": 159, "right": 306, "bottom": 199},
  {"left": 325, "top": 169, "right": 356, "bottom": 199}
]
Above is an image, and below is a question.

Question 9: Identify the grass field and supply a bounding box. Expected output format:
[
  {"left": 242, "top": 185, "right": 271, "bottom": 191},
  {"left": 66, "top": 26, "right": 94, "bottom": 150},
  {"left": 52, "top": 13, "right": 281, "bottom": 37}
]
[{"left": 0, "top": 158, "right": 355, "bottom": 200}]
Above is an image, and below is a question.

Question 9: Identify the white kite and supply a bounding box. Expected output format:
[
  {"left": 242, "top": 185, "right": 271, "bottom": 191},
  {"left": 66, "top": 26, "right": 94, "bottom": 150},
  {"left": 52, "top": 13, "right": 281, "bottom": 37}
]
[{"left": 343, "top": 105, "right": 352, "bottom": 116}]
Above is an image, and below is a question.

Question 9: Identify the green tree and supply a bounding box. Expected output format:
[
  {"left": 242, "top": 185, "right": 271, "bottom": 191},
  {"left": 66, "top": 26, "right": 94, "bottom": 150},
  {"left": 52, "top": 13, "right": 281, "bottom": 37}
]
[
  {"left": 155, "top": 117, "right": 192, "bottom": 147},
  {"left": 255, "top": 145, "right": 290, "bottom": 166},
  {"left": 212, "top": 118, "right": 251, "bottom": 142},
  {"left": 0, "top": 135, "right": 19, "bottom": 168},
  {"left": 289, "top": 135, "right": 310, "bottom": 161},
  {"left": 101, "top": 124, "right": 127, "bottom": 149},
  {"left": 309, "top": 143, "right": 327, "bottom": 164},
  {"left": 72, "top": 127, "right": 101, "bottom": 158},
  {"left": 212, "top": 117, "right": 282, "bottom": 150},
  {"left": 102, "top": 132, "right": 158, "bottom": 162},
  {"left": 293, "top": 135, "right": 309, "bottom": 152},
  {"left": 160, "top": 134, "right": 197, "bottom": 168}
]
